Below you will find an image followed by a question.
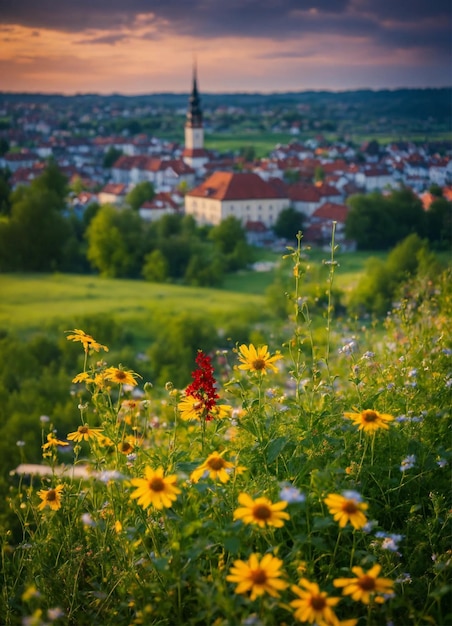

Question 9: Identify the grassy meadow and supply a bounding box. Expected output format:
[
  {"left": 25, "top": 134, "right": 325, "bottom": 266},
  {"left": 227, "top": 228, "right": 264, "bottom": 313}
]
[{"left": 1, "top": 243, "right": 451, "bottom": 626}]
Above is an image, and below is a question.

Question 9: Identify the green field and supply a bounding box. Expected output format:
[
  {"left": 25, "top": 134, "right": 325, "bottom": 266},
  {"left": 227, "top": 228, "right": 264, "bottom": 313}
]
[
  {"left": 204, "top": 131, "right": 294, "bottom": 157},
  {"left": 0, "top": 250, "right": 387, "bottom": 338}
]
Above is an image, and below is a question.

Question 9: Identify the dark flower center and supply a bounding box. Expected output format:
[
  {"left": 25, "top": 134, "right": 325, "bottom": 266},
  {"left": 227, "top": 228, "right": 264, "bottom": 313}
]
[
  {"left": 115, "top": 371, "right": 127, "bottom": 380},
  {"left": 250, "top": 569, "right": 267, "bottom": 585},
  {"left": 79, "top": 426, "right": 89, "bottom": 434},
  {"left": 358, "top": 575, "right": 376, "bottom": 591},
  {"left": 342, "top": 500, "right": 358, "bottom": 514},
  {"left": 252, "top": 358, "right": 266, "bottom": 371},
  {"left": 253, "top": 504, "right": 272, "bottom": 520},
  {"left": 120, "top": 442, "right": 133, "bottom": 453},
  {"left": 363, "top": 411, "right": 378, "bottom": 422},
  {"left": 207, "top": 457, "right": 225, "bottom": 471},
  {"left": 149, "top": 478, "right": 165, "bottom": 492},
  {"left": 311, "top": 595, "right": 327, "bottom": 611},
  {"left": 47, "top": 490, "right": 57, "bottom": 501}
]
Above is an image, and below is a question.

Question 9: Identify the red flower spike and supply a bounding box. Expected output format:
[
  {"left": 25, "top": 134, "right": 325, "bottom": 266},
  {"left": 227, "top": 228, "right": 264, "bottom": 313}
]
[{"left": 185, "top": 351, "right": 219, "bottom": 420}]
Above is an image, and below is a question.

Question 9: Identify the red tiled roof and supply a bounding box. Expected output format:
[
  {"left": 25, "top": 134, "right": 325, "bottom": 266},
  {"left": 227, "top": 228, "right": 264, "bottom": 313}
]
[
  {"left": 100, "top": 183, "right": 127, "bottom": 195},
  {"left": 315, "top": 182, "right": 341, "bottom": 197},
  {"left": 288, "top": 183, "right": 321, "bottom": 202},
  {"left": 312, "top": 202, "right": 349, "bottom": 222},
  {"left": 187, "top": 171, "right": 288, "bottom": 201}
]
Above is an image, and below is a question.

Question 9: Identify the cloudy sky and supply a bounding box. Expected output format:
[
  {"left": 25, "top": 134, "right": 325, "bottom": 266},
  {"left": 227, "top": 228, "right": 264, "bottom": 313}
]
[{"left": 1, "top": 0, "right": 450, "bottom": 94}]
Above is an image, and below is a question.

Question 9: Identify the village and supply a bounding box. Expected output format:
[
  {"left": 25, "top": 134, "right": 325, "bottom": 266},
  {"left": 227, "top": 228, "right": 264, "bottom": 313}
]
[{"left": 0, "top": 77, "right": 451, "bottom": 250}]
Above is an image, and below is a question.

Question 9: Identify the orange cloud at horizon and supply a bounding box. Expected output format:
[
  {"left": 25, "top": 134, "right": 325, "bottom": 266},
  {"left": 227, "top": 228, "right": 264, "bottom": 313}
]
[{"left": 0, "top": 23, "right": 440, "bottom": 94}]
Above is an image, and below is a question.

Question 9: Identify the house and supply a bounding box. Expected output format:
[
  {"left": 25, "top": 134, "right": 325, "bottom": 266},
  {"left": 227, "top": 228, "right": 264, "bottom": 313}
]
[
  {"left": 287, "top": 183, "right": 322, "bottom": 217},
  {"left": 0, "top": 151, "right": 40, "bottom": 172},
  {"left": 98, "top": 183, "right": 128, "bottom": 206},
  {"left": 184, "top": 171, "right": 289, "bottom": 227},
  {"left": 139, "top": 192, "right": 182, "bottom": 221},
  {"left": 306, "top": 202, "right": 351, "bottom": 246}
]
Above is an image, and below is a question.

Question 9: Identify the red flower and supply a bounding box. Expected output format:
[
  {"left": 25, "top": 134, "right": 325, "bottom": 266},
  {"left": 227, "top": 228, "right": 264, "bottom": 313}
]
[{"left": 184, "top": 351, "right": 219, "bottom": 421}]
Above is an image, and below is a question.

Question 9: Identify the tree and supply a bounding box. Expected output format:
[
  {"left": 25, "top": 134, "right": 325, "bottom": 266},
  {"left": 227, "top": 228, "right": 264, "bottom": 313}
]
[
  {"left": 0, "top": 170, "right": 11, "bottom": 216},
  {"left": 314, "top": 165, "right": 325, "bottom": 183},
  {"left": 424, "top": 198, "right": 452, "bottom": 250},
  {"left": 0, "top": 165, "right": 70, "bottom": 271},
  {"left": 103, "top": 147, "right": 123, "bottom": 169},
  {"left": 349, "top": 234, "right": 437, "bottom": 316},
  {"left": 208, "top": 216, "right": 251, "bottom": 271},
  {"left": 125, "top": 181, "right": 155, "bottom": 212},
  {"left": 142, "top": 249, "right": 169, "bottom": 283},
  {"left": 273, "top": 207, "right": 304, "bottom": 240},
  {"left": 86, "top": 205, "right": 143, "bottom": 277},
  {"left": 346, "top": 192, "right": 394, "bottom": 250}
]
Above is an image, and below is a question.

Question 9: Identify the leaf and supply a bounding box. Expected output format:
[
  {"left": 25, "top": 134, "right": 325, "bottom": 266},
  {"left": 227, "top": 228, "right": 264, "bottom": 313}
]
[{"left": 266, "top": 436, "right": 289, "bottom": 464}]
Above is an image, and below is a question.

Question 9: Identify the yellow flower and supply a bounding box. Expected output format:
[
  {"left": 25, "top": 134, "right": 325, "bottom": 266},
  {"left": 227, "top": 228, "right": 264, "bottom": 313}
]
[
  {"left": 42, "top": 433, "right": 69, "bottom": 450},
  {"left": 37, "top": 484, "right": 64, "bottom": 511},
  {"left": 324, "top": 492, "right": 368, "bottom": 530},
  {"left": 226, "top": 553, "right": 288, "bottom": 601},
  {"left": 178, "top": 394, "right": 204, "bottom": 421},
  {"left": 237, "top": 344, "right": 282, "bottom": 375},
  {"left": 104, "top": 366, "right": 140, "bottom": 387},
  {"left": 333, "top": 564, "right": 394, "bottom": 604},
  {"left": 66, "top": 329, "right": 108, "bottom": 353},
  {"left": 344, "top": 409, "right": 394, "bottom": 433},
  {"left": 211, "top": 404, "right": 233, "bottom": 419},
  {"left": 72, "top": 372, "right": 94, "bottom": 384},
  {"left": 130, "top": 466, "right": 181, "bottom": 510},
  {"left": 290, "top": 578, "right": 340, "bottom": 625},
  {"left": 117, "top": 436, "right": 137, "bottom": 455},
  {"left": 67, "top": 425, "right": 104, "bottom": 443},
  {"left": 190, "top": 451, "right": 235, "bottom": 483},
  {"left": 233, "top": 492, "right": 290, "bottom": 528}
]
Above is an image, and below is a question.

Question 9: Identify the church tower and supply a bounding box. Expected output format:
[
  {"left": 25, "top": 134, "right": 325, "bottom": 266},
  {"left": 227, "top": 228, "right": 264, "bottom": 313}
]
[{"left": 182, "top": 63, "right": 209, "bottom": 172}]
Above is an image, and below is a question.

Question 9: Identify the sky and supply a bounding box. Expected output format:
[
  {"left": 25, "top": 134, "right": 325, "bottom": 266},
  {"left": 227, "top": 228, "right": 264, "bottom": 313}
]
[{"left": 0, "top": 0, "right": 451, "bottom": 95}]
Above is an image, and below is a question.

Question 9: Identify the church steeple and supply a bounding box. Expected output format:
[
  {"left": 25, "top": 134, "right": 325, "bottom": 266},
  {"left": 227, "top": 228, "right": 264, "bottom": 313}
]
[
  {"left": 186, "top": 62, "right": 203, "bottom": 128},
  {"left": 183, "top": 62, "right": 208, "bottom": 172}
]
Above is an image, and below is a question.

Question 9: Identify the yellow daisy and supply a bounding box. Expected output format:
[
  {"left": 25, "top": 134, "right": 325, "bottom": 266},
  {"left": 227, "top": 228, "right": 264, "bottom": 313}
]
[
  {"left": 344, "top": 409, "right": 394, "bottom": 433},
  {"left": 233, "top": 492, "right": 290, "bottom": 528},
  {"left": 237, "top": 344, "right": 282, "bottom": 375},
  {"left": 130, "top": 466, "right": 181, "bottom": 510},
  {"left": 178, "top": 394, "right": 204, "bottom": 421},
  {"left": 226, "top": 553, "right": 288, "bottom": 601},
  {"left": 72, "top": 372, "right": 94, "bottom": 384},
  {"left": 190, "top": 451, "right": 235, "bottom": 483},
  {"left": 42, "top": 433, "right": 69, "bottom": 450},
  {"left": 324, "top": 491, "right": 368, "bottom": 530},
  {"left": 67, "top": 425, "right": 104, "bottom": 443},
  {"left": 334, "top": 564, "right": 394, "bottom": 604},
  {"left": 104, "top": 366, "right": 140, "bottom": 387},
  {"left": 117, "top": 436, "right": 137, "bottom": 455},
  {"left": 66, "top": 329, "right": 108, "bottom": 353},
  {"left": 290, "top": 578, "right": 340, "bottom": 625},
  {"left": 37, "top": 484, "right": 64, "bottom": 511}
]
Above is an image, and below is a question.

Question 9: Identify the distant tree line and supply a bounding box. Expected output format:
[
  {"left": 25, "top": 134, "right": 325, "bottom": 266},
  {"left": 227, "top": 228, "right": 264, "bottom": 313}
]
[
  {"left": 0, "top": 163, "right": 254, "bottom": 285},
  {"left": 346, "top": 187, "right": 452, "bottom": 251},
  {"left": 0, "top": 162, "right": 450, "bottom": 280}
]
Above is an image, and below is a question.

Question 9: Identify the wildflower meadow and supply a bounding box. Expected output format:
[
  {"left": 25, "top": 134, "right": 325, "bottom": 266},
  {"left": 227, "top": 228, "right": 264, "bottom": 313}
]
[{"left": 1, "top": 232, "right": 451, "bottom": 626}]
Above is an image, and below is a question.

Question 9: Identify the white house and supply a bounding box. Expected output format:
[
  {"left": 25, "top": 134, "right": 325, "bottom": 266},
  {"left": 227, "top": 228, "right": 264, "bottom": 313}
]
[{"left": 185, "top": 171, "right": 289, "bottom": 227}]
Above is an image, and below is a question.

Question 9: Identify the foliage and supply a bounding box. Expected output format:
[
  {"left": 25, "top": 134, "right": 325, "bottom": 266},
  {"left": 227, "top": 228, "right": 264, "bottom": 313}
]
[
  {"left": 346, "top": 188, "right": 427, "bottom": 250},
  {"left": 86, "top": 204, "right": 144, "bottom": 277},
  {"left": 208, "top": 216, "right": 253, "bottom": 271},
  {"left": 0, "top": 164, "right": 70, "bottom": 271},
  {"left": 125, "top": 181, "right": 155, "bottom": 212},
  {"left": 349, "top": 234, "right": 441, "bottom": 316},
  {"left": 273, "top": 206, "right": 305, "bottom": 240},
  {"left": 103, "top": 147, "right": 123, "bottom": 169},
  {"left": 1, "top": 235, "right": 451, "bottom": 626}
]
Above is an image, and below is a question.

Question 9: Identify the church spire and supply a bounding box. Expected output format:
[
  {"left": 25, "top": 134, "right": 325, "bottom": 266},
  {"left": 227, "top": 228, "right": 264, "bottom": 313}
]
[{"left": 186, "top": 61, "right": 203, "bottom": 128}]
